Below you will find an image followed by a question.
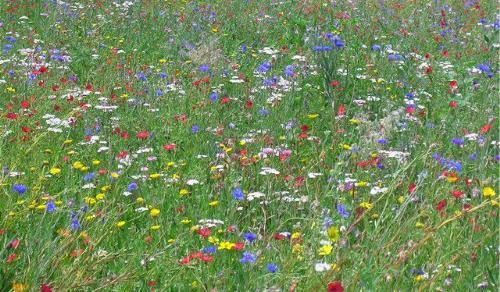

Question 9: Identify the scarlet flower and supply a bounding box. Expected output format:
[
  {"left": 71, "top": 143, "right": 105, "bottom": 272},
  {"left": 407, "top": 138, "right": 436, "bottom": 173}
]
[
  {"left": 246, "top": 100, "right": 253, "bottom": 109},
  {"left": 300, "top": 125, "right": 309, "bottom": 132},
  {"left": 201, "top": 254, "right": 214, "bottom": 262},
  {"left": 117, "top": 151, "right": 129, "bottom": 159},
  {"left": 449, "top": 80, "right": 457, "bottom": 89},
  {"left": 21, "top": 126, "right": 30, "bottom": 133},
  {"left": 449, "top": 101, "right": 457, "bottom": 108},
  {"left": 221, "top": 97, "right": 230, "bottom": 104},
  {"left": 180, "top": 256, "right": 190, "bottom": 265},
  {"left": 273, "top": 233, "right": 286, "bottom": 240},
  {"left": 408, "top": 183, "right": 417, "bottom": 194},
  {"left": 327, "top": 281, "right": 344, "bottom": 292}
]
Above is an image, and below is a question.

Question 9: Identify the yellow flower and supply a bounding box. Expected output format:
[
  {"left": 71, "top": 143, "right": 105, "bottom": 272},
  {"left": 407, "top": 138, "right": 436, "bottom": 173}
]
[
  {"left": 63, "top": 139, "right": 73, "bottom": 145},
  {"left": 167, "top": 239, "right": 175, "bottom": 244},
  {"left": 397, "top": 196, "right": 405, "bottom": 204},
  {"left": 291, "top": 232, "right": 301, "bottom": 240},
  {"left": 415, "top": 222, "right": 425, "bottom": 228},
  {"left": 318, "top": 245, "right": 333, "bottom": 256},
  {"left": 327, "top": 226, "right": 340, "bottom": 243},
  {"left": 482, "top": 187, "right": 496, "bottom": 198},
  {"left": 208, "top": 236, "right": 219, "bottom": 244},
  {"left": 84, "top": 197, "right": 96, "bottom": 205},
  {"left": 292, "top": 244, "right": 303, "bottom": 254},
  {"left": 150, "top": 225, "right": 160, "bottom": 231},
  {"left": 414, "top": 275, "right": 425, "bottom": 282},
  {"left": 49, "top": 167, "right": 61, "bottom": 175},
  {"left": 36, "top": 204, "right": 46, "bottom": 211},
  {"left": 116, "top": 221, "right": 126, "bottom": 228},
  {"left": 218, "top": 241, "right": 235, "bottom": 250},
  {"left": 12, "top": 283, "right": 27, "bottom": 292},
  {"left": 72, "top": 161, "right": 84, "bottom": 170},
  {"left": 92, "top": 160, "right": 100, "bottom": 166},
  {"left": 209, "top": 200, "right": 219, "bottom": 207},
  {"left": 349, "top": 118, "right": 361, "bottom": 125},
  {"left": 360, "top": 202, "right": 373, "bottom": 210},
  {"left": 136, "top": 197, "right": 144, "bottom": 204},
  {"left": 307, "top": 113, "right": 319, "bottom": 119},
  {"left": 356, "top": 181, "right": 368, "bottom": 187},
  {"left": 150, "top": 208, "right": 160, "bottom": 217},
  {"left": 179, "top": 189, "right": 189, "bottom": 196},
  {"left": 239, "top": 140, "right": 246, "bottom": 146},
  {"left": 181, "top": 219, "right": 191, "bottom": 224},
  {"left": 101, "top": 185, "right": 111, "bottom": 192},
  {"left": 150, "top": 173, "right": 161, "bottom": 180},
  {"left": 95, "top": 193, "right": 105, "bottom": 200},
  {"left": 110, "top": 172, "right": 120, "bottom": 179}
]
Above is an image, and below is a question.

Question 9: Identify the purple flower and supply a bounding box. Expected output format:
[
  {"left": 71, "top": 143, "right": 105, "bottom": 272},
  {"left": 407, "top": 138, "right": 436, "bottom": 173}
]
[
  {"left": 199, "top": 64, "right": 209, "bottom": 72},
  {"left": 372, "top": 44, "right": 381, "bottom": 51},
  {"left": 71, "top": 218, "right": 81, "bottom": 231},
  {"left": 209, "top": 92, "right": 219, "bottom": 102},
  {"left": 284, "top": 65, "right": 295, "bottom": 77},
  {"left": 257, "top": 61, "right": 272, "bottom": 73},
  {"left": 191, "top": 125, "right": 200, "bottom": 133},
  {"left": 202, "top": 246, "right": 216, "bottom": 254}
]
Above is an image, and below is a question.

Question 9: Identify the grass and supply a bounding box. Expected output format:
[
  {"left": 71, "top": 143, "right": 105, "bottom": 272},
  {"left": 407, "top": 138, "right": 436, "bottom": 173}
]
[{"left": 0, "top": 0, "right": 498, "bottom": 291}]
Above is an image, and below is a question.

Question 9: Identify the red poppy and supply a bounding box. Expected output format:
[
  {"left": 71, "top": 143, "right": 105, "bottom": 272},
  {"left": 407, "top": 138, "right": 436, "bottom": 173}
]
[
  {"left": 480, "top": 124, "right": 491, "bottom": 134},
  {"left": 221, "top": 97, "right": 230, "bottom": 104},
  {"left": 232, "top": 242, "right": 245, "bottom": 250},
  {"left": 327, "top": 281, "right": 344, "bottom": 292},
  {"left": 408, "top": 183, "right": 416, "bottom": 194},
  {"left": 449, "top": 80, "right": 457, "bottom": 89},
  {"left": 180, "top": 256, "right": 190, "bottom": 265},
  {"left": 246, "top": 100, "right": 253, "bottom": 109},
  {"left": 201, "top": 254, "right": 214, "bottom": 262},
  {"left": 337, "top": 104, "right": 346, "bottom": 117},
  {"left": 273, "top": 233, "right": 286, "bottom": 240},
  {"left": 6, "top": 112, "right": 18, "bottom": 120},
  {"left": 8, "top": 239, "right": 20, "bottom": 249},
  {"left": 330, "top": 80, "right": 340, "bottom": 87},
  {"left": 21, "top": 126, "right": 31, "bottom": 133},
  {"left": 6, "top": 253, "right": 17, "bottom": 263},
  {"left": 449, "top": 101, "right": 457, "bottom": 108},
  {"left": 136, "top": 131, "right": 150, "bottom": 139},
  {"left": 197, "top": 228, "right": 211, "bottom": 238},
  {"left": 40, "top": 284, "right": 53, "bottom": 292},
  {"left": 436, "top": 199, "right": 447, "bottom": 212},
  {"left": 163, "top": 144, "right": 176, "bottom": 151},
  {"left": 20, "top": 100, "right": 30, "bottom": 108},
  {"left": 451, "top": 190, "right": 463, "bottom": 199}
]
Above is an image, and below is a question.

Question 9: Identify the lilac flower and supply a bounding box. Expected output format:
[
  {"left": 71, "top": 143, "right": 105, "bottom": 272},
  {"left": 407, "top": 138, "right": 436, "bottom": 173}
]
[
  {"left": 451, "top": 137, "right": 464, "bottom": 147},
  {"left": 191, "top": 125, "right": 200, "bottom": 133}
]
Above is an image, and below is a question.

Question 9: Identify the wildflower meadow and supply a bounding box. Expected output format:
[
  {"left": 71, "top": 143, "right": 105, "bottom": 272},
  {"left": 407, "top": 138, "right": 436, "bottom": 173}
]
[{"left": 0, "top": 1, "right": 498, "bottom": 291}]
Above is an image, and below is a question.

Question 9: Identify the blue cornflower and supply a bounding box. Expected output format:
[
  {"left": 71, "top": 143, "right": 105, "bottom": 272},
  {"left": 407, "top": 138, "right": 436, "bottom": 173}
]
[
  {"left": 159, "top": 72, "right": 167, "bottom": 78},
  {"left": 451, "top": 137, "right": 464, "bottom": 146},
  {"left": 83, "top": 172, "right": 95, "bottom": 182},
  {"left": 209, "top": 92, "right": 219, "bottom": 102},
  {"left": 232, "top": 187, "right": 244, "bottom": 200},
  {"left": 71, "top": 218, "right": 81, "bottom": 231},
  {"left": 243, "top": 232, "right": 257, "bottom": 242},
  {"left": 191, "top": 124, "right": 200, "bottom": 134},
  {"left": 469, "top": 153, "right": 477, "bottom": 160},
  {"left": 333, "top": 37, "right": 345, "bottom": 48},
  {"left": 388, "top": 54, "right": 403, "bottom": 61},
  {"left": 336, "top": 203, "right": 350, "bottom": 218},
  {"left": 377, "top": 138, "right": 388, "bottom": 144},
  {"left": 5, "top": 36, "right": 16, "bottom": 43},
  {"left": 257, "top": 61, "right": 272, "bottom": 73},
  {"left": 202, "top": 246, "right": 217, "bottom": 254},
  {"left": 136, "top": 72, "right": 147, "bottom": 81},
  {"left": 156, "top": 89, "right": 163, "bottom": 96},
  {"left": 12, "top": 184, "right": 27, "bottom": 195},
  {"left": 241, "top": 44, "right": 247, "bottom": 53},
  {"left": 46, "top": 201, "right": 56, "bottom": 213},
  {"left": 372, "top": 44, "right": 381, "bottom": 51},
  {"left": 128, "top": 182, "right": 138, "bottom": 191},
  {"left": 284, "top": 65, "right": 294, "bottom": 77},
  {"left": 477, "top": 63, "right": 491, "bottom": 73},
  {"left": 199, "top": 64, "right": 209, "bottom": 72},
  {"left": 240, "top": 252, "right": 257, "bottom": 264},
  {"left": 258, "top": 108, "right": 270, "bottom": 116},
  {"left": 267, "top": 263, "right": 278, "bottom": 273}
]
